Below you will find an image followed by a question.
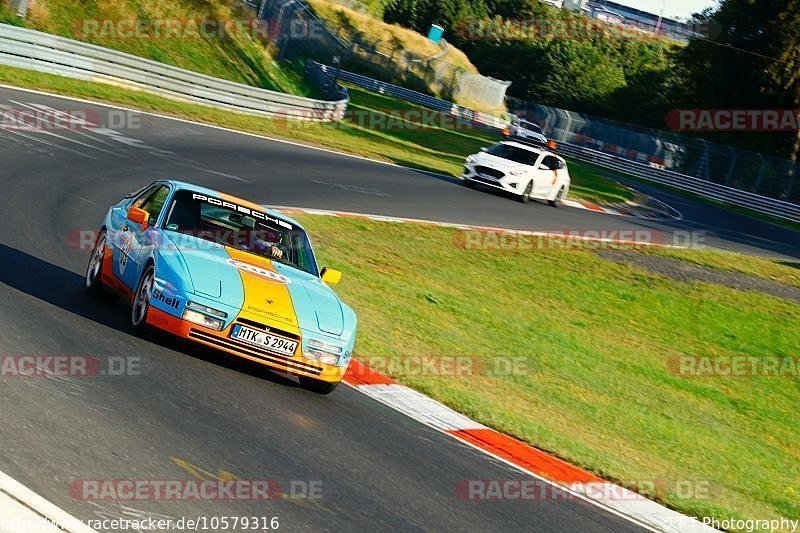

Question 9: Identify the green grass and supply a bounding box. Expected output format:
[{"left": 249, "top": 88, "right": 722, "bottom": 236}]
[
  {"left": 0, "top": 65, "right": 629, "bottom": 205},
  {"left": 297, "top": 214, "right": 800, "bottom": 530}
]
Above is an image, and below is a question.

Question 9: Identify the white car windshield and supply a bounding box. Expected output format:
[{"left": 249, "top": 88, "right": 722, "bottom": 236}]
[{"left": 486, "top": 143, "right": 540, "bottom": 166}]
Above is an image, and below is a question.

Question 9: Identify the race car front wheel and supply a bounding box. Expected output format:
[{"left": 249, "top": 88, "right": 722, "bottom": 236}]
[
  {"left": 85, "top": 230, "right": 107, "bottom": 296},
  {"left": 519, "top": 181, "right": 533, "bottom": 203},
  {"left": 299, "top": 376, "right": 339, "bottom": 395},
  {"left": 131, "top": 265, "right": 154, "bottom": 334}
]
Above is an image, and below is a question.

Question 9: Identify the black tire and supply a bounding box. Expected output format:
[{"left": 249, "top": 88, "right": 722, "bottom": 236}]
[
  {"left": 85, "top": 230, "right": 107, "bottom": 296},
  {"left": 549, "top": 186, "right": 565, "bottom": 207},
  {"left": 463, "top": 178, "right": 476, "bottom": 188},
  {"left": 518, "top": 181, "right": 533, "bottom": 203},
  {"left": 298, "top": 376, "right": 339, "bottom": 395},
  {"left": 131, "top": 264, "right": 155, "bottom": 334}
]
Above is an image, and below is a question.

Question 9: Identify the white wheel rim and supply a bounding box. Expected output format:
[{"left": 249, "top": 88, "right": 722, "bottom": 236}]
[
  {"left": 86, "top": 234, "right": 105, "bottom": 288},
  {"left": 132, "top": 270, "right": 153, "bottom": 326}
]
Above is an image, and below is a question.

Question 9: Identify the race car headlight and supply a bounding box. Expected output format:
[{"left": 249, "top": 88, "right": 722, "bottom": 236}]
[
  {"left": 183, "top": 308, "right": 225, "bottom": 331},
  {"left": 186, "top": 301, "right": 227, "bottom": 318},
  {"left": 304, "top": 339, "right": 343, "bottom": 366}
]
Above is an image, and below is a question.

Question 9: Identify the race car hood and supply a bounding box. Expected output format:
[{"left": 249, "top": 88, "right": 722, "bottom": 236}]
[
  {"left": 165, "top": 233, "right": 344, "bottom": 336},
  {"left": 471, "top": 151, "right": 531, "bottom": 173}
]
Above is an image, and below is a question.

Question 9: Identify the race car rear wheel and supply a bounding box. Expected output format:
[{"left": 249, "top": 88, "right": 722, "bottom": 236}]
[
  {"left": 299, "top": 376, "right": 339, "bottom": 395},
  {"left": 519, "top": 181, "right": 533, "bottom": 203},
  {"left": 131, "top": 265, "right": 154, "bottom": 334},
  {"left": 85, "top": 230, "right": 107, "bottom": 296}
]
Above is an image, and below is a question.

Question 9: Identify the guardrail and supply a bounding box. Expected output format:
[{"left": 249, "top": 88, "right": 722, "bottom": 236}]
[
  {"left": 557, "top": 143, "right": 800, "bottom": 223},
  {"left": 313, "top": 62, "right": 509, "bottom": 130},
  {"left": 0, "top": 23, "right": 349, "bottom": 121}
]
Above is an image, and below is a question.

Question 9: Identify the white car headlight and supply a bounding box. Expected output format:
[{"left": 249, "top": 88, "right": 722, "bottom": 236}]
[{"left": 466, "top": 155, "right": 477, "bottom": 163}]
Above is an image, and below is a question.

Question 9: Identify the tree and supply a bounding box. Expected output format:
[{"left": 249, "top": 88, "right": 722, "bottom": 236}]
[{"left": 677, "top": 0, "right": 800, "bottom": 156}]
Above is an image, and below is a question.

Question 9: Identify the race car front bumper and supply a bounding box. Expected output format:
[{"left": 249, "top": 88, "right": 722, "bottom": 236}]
[{"left": 146, "top": 307, "right": 348, "bottom": 383}]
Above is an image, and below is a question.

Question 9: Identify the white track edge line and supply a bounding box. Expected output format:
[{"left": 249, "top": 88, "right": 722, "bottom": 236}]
[
  {"left": 0, "top": 471, "right": 97, "bottom": 533},
  {"left": 269, "top": 205, "right": 685, "bottom": 248}
]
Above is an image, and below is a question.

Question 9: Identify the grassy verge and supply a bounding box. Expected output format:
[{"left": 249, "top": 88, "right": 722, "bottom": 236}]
[
  {"left": 297, "top": 214, "right": 800, "bottom": 530},
  {"left": 0, "top": 65, "right": 629, "bottom": 204},
  {"left": 566, "top": 159, "right": 635, "bottom": 203},
  {"left": 1, "top": 0, "right": 313, "bottom": 95}
]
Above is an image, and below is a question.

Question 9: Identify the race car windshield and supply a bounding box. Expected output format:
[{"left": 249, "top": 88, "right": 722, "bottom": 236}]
[
  {"left": 486, "top": 143, "right": 540, "bottom": 166},
  {"left": 164, "top": 190, "right": 319, "bottom": 277}
]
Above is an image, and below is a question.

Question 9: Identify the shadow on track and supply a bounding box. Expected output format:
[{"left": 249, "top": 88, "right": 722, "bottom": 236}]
[{"left": 0, "top": 244, "right": 301, "bottom": 390}]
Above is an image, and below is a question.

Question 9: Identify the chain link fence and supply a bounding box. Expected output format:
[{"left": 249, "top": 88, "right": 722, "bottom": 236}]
[{"left": 508, "top": 98, "right": 798, "bottom": 203}]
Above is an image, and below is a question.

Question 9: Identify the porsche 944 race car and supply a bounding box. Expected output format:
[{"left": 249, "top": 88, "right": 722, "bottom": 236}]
[{"left": 85, "top": 180, "right": 356, "bottom": 394}]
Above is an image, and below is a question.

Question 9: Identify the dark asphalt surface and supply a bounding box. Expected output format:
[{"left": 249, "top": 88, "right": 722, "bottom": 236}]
[{"left": 0, "top": 88, "right": 652, "bottom": 531}]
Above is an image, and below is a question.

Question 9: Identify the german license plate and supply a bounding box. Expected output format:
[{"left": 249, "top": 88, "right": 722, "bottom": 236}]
[{"left": 231, "top": 325, "right": 297, "bottom": 356}]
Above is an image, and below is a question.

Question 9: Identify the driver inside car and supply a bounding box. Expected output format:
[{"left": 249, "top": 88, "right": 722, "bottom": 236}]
[{"left": 236, "top": 216, "right": 287, "bottom": 261}]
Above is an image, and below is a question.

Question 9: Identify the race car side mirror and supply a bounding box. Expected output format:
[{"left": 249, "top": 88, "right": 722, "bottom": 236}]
[
  {"left": 126, "top": 206, "right": 150, "bottom": 231},
  {"left": 321, "top": 267, "right": 342, "bottom": 285}
]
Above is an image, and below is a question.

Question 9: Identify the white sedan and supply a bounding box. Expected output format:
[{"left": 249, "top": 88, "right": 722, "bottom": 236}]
[{"left": 463, "top": 141, "right": 571, "bottom": 205}]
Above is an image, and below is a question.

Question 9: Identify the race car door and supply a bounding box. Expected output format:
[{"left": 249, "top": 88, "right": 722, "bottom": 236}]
[{"left": 113, "top": 184, "right": 170, "bottom": 291}]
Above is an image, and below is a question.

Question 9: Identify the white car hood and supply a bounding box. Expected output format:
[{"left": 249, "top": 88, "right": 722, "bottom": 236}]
[{"left": 471, "top": 152, "right": 529, "bottom": 173}]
